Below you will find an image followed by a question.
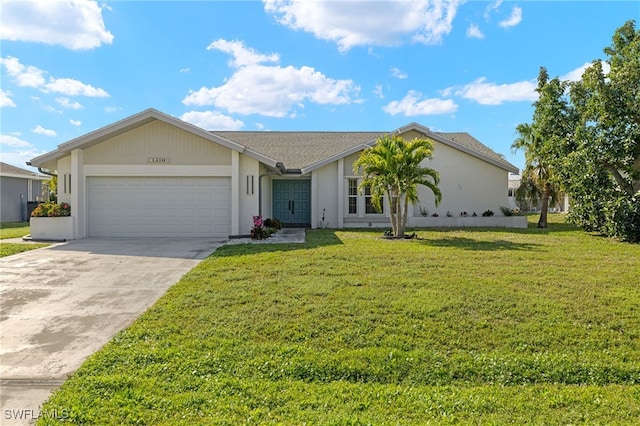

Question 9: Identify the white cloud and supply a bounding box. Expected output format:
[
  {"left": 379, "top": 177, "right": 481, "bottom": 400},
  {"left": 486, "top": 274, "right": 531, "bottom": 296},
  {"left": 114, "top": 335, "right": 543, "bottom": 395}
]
[
  {"left": 484, "top": 0, "right": 503, "bottom": 20},
  {"left": 0, "top": 56, "right": 46, "bottom": 87},
  {"left": 180, "top": 67, "right": 191, "bottom": 73},
  {"left": 0, "top": 89, "right": 16, "bottom": 107},
  {"left": 0, "top": 56, "right": 109, "bottom": 97},
  {"left": 183, "top": 39, "right": 359, "bottom": 117},
  {"left": 454, "top": 77, "right": 537, "bottom": 105},
  {"left": 264, "top": 0, "right": 461, "bottom": 52},
  {"left": 561, "top": 61, "right": 611, "bottom": 82},
  {"left": 373, "top": 84, "right": 384, "bottom": 99},
  {"left": 499, "top": 7, "right": 522, "bottom": 28},
  {"left": 31, "top": 125, "right": 57, "bottom": 137},
  {"left": 180, "top": 110, "right": 244, "bottom": 130},
  {"left": 56, "top": 97, "right": 83, "bottom": 109},
  {"left": 0, "top": 134, "right": 31, "bottom": 147},
  {"left": 104, "top": 106, "right": 121, "bottom": 113},
  {"left": 44, "top": 78, "right": 108, "bottom": 97},
  {"left": 391, "top": 67, "right": 408, "bottom": 79},
  {"left": 69, "top": 119, "right": 82, "bottom": 126},
  {"left": 466, "top": 24, "right": 484, "bottom": 39},
  {"left": 207, "top": 39, "right": 279, "bottom": 67},
  {"left": 383, "top": 90, "right": 457, "bottom": 116},
  {"left": 0, "top": 0, "right": 113, "bottom": 50}
]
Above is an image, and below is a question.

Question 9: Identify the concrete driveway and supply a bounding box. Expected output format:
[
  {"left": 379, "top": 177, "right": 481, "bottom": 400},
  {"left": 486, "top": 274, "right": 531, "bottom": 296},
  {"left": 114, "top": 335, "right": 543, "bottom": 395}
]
[{"left": 0, "top": 238, "right": 224, "bottom": 424}]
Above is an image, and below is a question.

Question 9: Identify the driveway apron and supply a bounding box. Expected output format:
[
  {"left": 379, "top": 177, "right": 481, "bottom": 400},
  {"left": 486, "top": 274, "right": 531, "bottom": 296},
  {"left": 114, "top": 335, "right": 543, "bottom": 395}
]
[{"left": 0, "top": 238, "right": 223, "bottom": 425}]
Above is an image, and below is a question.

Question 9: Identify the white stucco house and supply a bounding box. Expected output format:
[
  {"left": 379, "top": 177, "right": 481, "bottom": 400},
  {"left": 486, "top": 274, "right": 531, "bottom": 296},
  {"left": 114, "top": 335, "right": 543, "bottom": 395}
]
[{"left": 28, "top": 108, "right": 522, "bottom": 239}]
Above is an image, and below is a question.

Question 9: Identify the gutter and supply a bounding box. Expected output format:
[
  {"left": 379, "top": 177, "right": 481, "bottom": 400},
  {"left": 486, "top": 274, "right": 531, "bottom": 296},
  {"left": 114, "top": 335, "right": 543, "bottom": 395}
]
[{"left": 26, "top": 161, "right": 57, "bottom": 177}]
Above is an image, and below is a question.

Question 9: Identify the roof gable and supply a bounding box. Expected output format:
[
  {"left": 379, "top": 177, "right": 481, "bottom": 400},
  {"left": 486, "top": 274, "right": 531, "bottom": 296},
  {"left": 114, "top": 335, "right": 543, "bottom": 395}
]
[{"left": 29, "top": 109, "right": 248, "bottom": 168}]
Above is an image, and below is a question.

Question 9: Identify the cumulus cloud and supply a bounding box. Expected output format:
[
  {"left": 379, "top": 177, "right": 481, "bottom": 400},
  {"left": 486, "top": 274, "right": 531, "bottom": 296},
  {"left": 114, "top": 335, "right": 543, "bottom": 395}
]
[
  {"left": 180, "top": 110, "right": 244, "bottom": 130},
  {"left": 373, "top": 84, "right": 385, "bottom": 99},
  {"left": 383, "top": 90, "right": 457, "bottom": 116},
  {"left": 0, "top": 134, "right": 47, "bottom": 167},
  {"left": 0, "top": 134, "right": 31, "bottom": 147},
  {"left": 31, "top": 125, "right": 57, "bottom": 137},
  {"left": 391, "top": 67, "right": 408, "bottom": 79},
  {"left": 183, "top": 39, "right": 359, "bottom": 117},
  {"left": 466, "top": 24, "right": 484, "bottom": 39},
  {"left": 0, "top": 56, "right": 109, "bottom": 97},
  {"left": 453, "top": 77, "right": 537, "bottom": 105},
  {"left": 0, "top": 0, "right": 113, "bottom": 50},
  {"left": 264, "top": 0, "right": 460, "bottom": 52},
  {"left": 561, "top": 61, "right": 611, "bottom": 82},
  {"left": 69, "top": 119, "right": 82, "bottom": 126},
  {"left": 56, "top": 97, "right": 83, "bottom": 109},
  {"left": 499, "top": 7, "right": 522, "bottom": 28},
  {"left": 0, "top": 89, "right": 16, "bottom": 107}
]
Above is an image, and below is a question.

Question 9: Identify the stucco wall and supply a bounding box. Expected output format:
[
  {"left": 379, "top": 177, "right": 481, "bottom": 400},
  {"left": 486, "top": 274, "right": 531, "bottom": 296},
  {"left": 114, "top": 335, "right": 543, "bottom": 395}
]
[
  {"left": 313, "top": 162, "right": 339, "bottom": 228},
  {"left": 56, "top": 156, "right": 72, "bottom": 205},
  {"left": 339, "top": 135, "right": 510, "bottom": 222},
  {"left": 83, "top": 120, "right": 232, "bottom": 166},
  {"left": 416, "top": 141, "right": 509, "bottom": 217},
  {"left": 238, "top": 156, "right": 261, "bottom": 234}
]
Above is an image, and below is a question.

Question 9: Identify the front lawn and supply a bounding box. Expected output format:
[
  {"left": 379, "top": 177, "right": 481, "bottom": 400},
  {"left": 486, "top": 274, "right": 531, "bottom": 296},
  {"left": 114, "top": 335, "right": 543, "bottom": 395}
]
[
  {"left": 39, "top": 215, "right": 640, "bottom": 424},
  {"left": 0, "top": 222, "right": 48, "bottom": 257}
]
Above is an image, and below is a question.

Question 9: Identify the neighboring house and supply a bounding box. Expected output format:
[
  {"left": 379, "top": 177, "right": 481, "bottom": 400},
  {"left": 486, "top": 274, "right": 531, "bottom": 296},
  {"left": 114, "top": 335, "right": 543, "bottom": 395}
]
[
  {"left": 507, "top": 174, "right": 569, "bottom": 213},
  {"left": 28, "top": 108, "right": 519, "bottom": 239},
  {"left": 0, "top": 162, "right": 50, "bottom": 222}
]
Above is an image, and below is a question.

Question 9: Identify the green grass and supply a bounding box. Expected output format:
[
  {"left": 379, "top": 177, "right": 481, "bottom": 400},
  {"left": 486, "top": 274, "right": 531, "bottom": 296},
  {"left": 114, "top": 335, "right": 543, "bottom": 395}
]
[
  {"left": 0, "top": 222, "right": 48, "bottom": 257},
  {"left": 0, "top": 221, "right": 30, "bottom": 239},
  {"left": 39, "top": 215, "right": 640, "bottom": 424}
]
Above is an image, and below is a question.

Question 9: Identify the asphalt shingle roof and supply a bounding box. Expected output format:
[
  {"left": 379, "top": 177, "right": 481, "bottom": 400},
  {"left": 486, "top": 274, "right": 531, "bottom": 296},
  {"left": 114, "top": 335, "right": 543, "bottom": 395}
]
[{"left": 212, "top": 129, "right": 516, "bottom": 173}]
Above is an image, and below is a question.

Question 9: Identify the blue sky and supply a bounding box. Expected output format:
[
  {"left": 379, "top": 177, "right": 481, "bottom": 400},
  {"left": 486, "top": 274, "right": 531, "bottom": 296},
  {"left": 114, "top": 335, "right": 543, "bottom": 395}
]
[{"left": 1, "top": 1, "right": 637, "bottom": 172}]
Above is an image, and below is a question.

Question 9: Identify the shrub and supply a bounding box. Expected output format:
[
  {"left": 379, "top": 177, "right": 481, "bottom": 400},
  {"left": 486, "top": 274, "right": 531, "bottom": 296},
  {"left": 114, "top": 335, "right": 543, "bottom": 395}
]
[
  {"left": 31, "top": 202, "right": 71, "bottom": 217},
  {"left": 482, "top": 209, "right": 495, "bottom": 217},
  {"left": 263, "top": 218, "right": 282, "bottom": 230},
  {"left": 499, "top": 206, "right": 514, "bottom": 216}
]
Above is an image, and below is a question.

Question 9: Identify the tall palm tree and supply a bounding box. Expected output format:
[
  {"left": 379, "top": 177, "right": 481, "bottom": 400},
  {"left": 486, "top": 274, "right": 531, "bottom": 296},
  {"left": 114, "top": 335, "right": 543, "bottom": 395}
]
[
  {"left": 354, "top": 134, "right": 442, "bottom": 237},
  {"left": 511, "top": 123, "right": 559, "bottom": 228}
]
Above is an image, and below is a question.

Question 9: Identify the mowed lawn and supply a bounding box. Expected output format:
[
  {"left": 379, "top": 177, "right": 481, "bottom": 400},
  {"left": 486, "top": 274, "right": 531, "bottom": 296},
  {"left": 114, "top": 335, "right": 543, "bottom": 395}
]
[
  {"left": 39, "top": 215, "right": 640, "bottom": 425},
  {"left": 0, "top": 222, "right": 47, "bottom": 257}
]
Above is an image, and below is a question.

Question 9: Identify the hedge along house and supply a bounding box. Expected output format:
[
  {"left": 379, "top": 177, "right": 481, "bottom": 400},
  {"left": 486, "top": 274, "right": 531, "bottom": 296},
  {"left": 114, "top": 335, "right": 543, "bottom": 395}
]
[{"left": 28, "top": 108, "right": 521, "bottom": 240}]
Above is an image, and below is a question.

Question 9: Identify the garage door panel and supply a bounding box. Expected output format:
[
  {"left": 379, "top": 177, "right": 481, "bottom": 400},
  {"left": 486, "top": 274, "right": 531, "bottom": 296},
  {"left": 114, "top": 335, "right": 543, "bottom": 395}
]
[{"left": 88, "top": 176, "right": 230, "bottom": 238}]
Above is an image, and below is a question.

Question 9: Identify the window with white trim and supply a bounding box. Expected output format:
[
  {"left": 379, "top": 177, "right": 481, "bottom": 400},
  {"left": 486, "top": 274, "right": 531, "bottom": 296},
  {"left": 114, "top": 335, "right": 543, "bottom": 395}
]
[
  {"left": 348, "top": 179, "right": 358, "bottom": 214},
  {"left": 364, "top": 185, "right": 383, "bottom": 214}
]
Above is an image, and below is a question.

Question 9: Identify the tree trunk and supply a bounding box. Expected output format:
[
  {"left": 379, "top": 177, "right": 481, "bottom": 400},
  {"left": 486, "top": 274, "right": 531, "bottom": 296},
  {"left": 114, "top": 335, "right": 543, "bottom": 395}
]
[
  {"left": 387, "top": 192, "right": 397, "bottom": 237},
  {"left": 538, "top": 182, "right": 550, "bottom": 228}
]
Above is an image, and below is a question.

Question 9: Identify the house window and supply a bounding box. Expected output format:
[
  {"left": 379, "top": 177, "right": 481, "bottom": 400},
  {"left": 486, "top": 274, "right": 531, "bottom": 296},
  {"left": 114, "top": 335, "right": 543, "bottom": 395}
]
[
  {"left": 508, "top": 188, "right": 514, "bottom": 197},
  {"left": 348, "top": 179, "right": 358, "bottom": 214},
  {"left": 364, "top": 186, "right": 383, "bottom": 214}
]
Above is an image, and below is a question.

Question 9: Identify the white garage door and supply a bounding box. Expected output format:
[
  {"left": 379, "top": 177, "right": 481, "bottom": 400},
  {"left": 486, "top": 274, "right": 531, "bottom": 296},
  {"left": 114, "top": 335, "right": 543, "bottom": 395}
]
[{"left": 87, "top": 176, "right": 230, "bottom": 238}]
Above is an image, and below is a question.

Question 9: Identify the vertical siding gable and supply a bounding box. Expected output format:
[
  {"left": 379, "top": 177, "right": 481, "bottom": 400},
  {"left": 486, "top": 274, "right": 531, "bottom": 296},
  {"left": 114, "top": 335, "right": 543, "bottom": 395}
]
[{"left": 83, "top": 120, "right": 232, "bottom": 165}]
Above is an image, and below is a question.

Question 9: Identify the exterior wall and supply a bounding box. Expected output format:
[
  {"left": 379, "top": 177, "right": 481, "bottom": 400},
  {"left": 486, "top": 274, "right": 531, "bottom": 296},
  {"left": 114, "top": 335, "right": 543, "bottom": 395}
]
[
  {"left": 0, "top": 177, "right": 28, "bottom": 222},
  {"left": 238, "top": 155, "right": 261, "bottom": 235},
  {"left": 416, "top": 140, "right": 509, "bottom": 217},
  {"left": 339, "top": 138, "right": 511, "bottom": 228},
  {"left": 56, "top": 157, "right": 72, "bottom": 205},
  {"left": 83, "top": 120, "right": 231, "bottom": 166},
  {"left": 312, "top": 162, "right": 339, "bottom": 229}
]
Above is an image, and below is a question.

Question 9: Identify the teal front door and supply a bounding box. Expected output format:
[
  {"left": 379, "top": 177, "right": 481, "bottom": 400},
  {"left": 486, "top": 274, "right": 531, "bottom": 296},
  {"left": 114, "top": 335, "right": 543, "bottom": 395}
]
[{"left": 272, "top": 180, "right": 310, "bottom": 226}]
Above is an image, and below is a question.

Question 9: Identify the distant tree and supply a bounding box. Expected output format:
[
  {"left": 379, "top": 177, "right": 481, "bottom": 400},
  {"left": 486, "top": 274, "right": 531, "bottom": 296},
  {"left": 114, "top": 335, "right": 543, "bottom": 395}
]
[
  {"left": 512, "top": 69, "right": 569, "bottom": 228},
  {"left": 353, "top": 134, "right": 441, "bottom": 237}
]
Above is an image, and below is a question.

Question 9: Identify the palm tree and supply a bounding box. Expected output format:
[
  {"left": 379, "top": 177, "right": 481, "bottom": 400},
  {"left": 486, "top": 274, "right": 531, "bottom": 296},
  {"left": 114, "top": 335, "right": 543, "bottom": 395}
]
[
  {"left": 353, "top": 134, "right": 442, "bottom": 237},
  {"left": 511, "top": 123, "right": 558, "bottom": 228}
]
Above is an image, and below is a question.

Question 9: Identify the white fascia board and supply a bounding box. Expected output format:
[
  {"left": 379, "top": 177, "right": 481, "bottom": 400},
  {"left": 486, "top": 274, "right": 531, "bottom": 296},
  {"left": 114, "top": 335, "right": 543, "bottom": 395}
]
[
  {"left": 241, "top": 147, "right": 280, "bottom": 169},
  {"left": 0, "top": 172, "right": 49, "bottom": 180}
]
